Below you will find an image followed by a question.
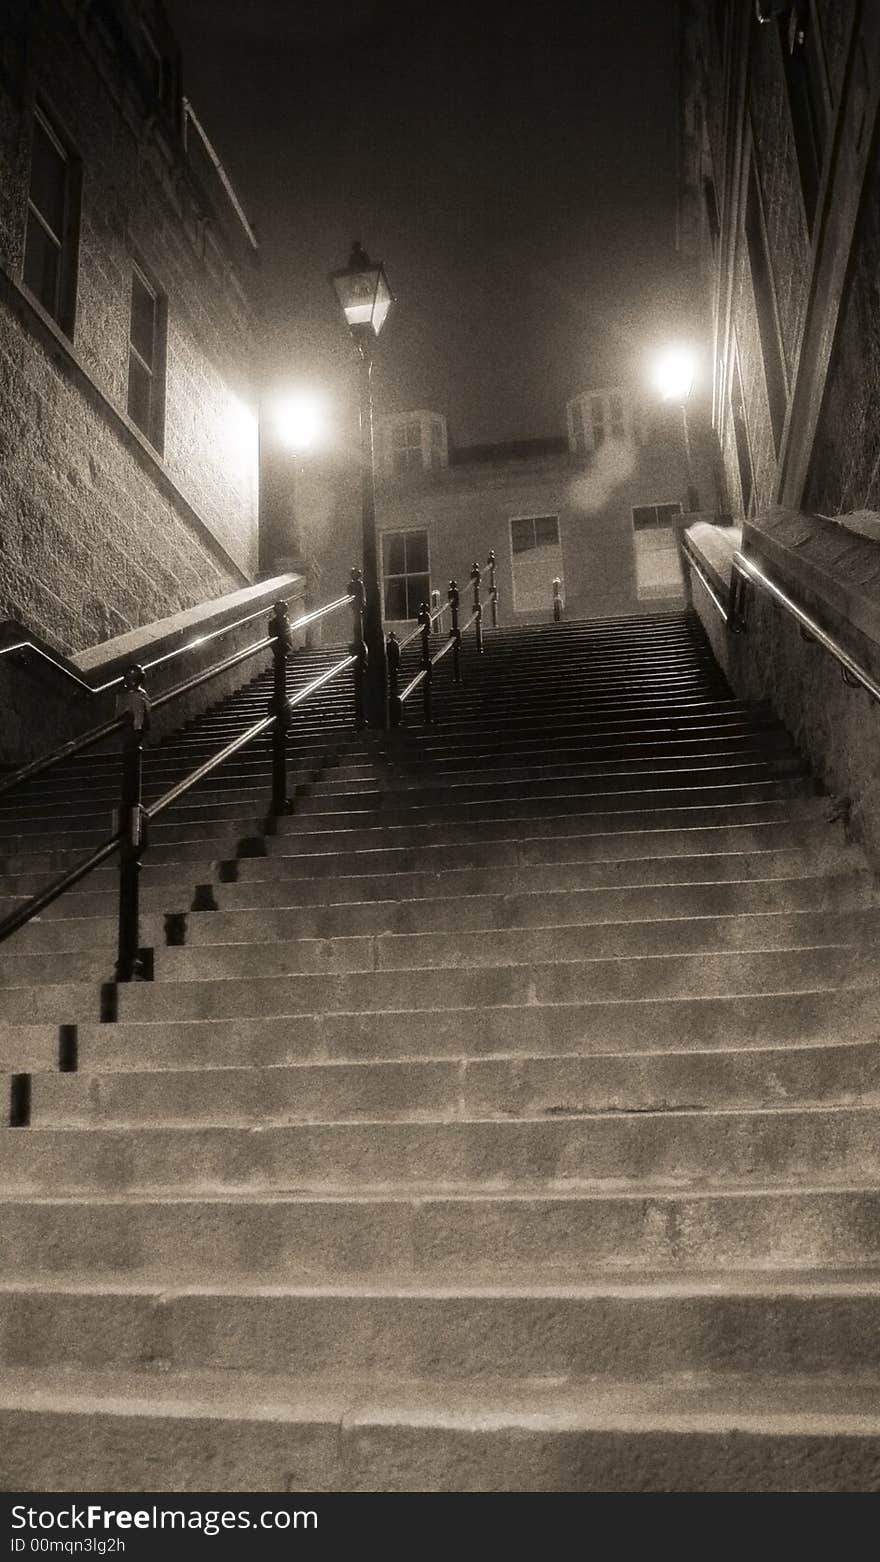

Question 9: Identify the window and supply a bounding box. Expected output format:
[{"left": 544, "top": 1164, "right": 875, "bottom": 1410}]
[
  {"left": 590, "top": 395, "right": 606, "bottom": 447},
  {"left": 632, "top": 503, "right": 682, "bottom": 531},
  {"left": 510, "top": 515, "right": 562, "bottom": 613},
  {"left": 778, "top": 2, "right": 827, "bottom": 230},
  {"left": 382, "top": 529, "right": 429, "bottom": 620},
  {"left": 703, "top": 172, "right": 721, "bottom": 251},
  {"left": 609, "top": 392, "right": 626, "bottom": 439},
  {"left": 568, "top": 403, "right": 585, "bottom": 454},
  {"left": 23, "top": 106, "right": 80, "bottom": 334},
  {"left": 730, "top": 348, "right": 755, "bottom": 515},
  {"left": 127, "top": 265, "right": 166, "bottom": 450},
  {"left": 745, "top": 165, "right": 787, "bottom": 452},
  {"left": 392, "top": 419, "right": 424, "bottom": 474},
  {"left": 632, "top": 504, "right": 684, "bottom": 600}
]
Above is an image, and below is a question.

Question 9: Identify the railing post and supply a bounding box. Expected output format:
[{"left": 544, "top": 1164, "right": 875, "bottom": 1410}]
[
  {"left": 553, "top": 576, "right": 562, "bottom": 623},
  {"left": 728, "top": 569, "right": 748, "bottom": 634},
  {"left": 419, "top": 601, "right": 433, "bottom": 724},
  {"left": 448, "top": 579, "right": 461, "bottom": 685},
  {"left": 431, "top": 588, "right": 442, "bottom": 627},
  {"left": 387, "top": 630, "right": 402, "bottom": 727},
  {"left": 115, "top": 664, "right": 150, "bottom": 983},
  {"left": 471, "top": 561, "right": 483, "bottom": 654},
  {"left": 349, "top": 567, "right": 367, "bottom": 728},
  {"left": 487, "top": 549, "right": 498, "bottom": 629},
  {"left": 270, "top": 599, "right": 294, "bottom": 815}
]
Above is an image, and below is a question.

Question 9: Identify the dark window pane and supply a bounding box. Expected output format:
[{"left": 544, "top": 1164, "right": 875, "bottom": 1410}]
[
  {"left": 593, "top": 424, "right": 606, "bottom": 446},
  {"left": 384, "top": 577, "right": 407, "bottom": 619},
  {"left": 632, "top": 506, "right": 657, "bottom": 531},
  {"left": 405, "top": 574, "right": 430, "bottom": 619},
  {"left": 385, "top": 534, "right": 406, "bottom": 574},
  {"left": 405, "top": 532, "right": 428, "bottom": 572},
  {"left": 406, "top": 420, "right": 422, "bottom": 448},
  {"left": 29, "top": 117, "right": 66, "bottom": 238},
  {"left": 511, "top": 518, "right": 533, "bottom": 553},
  {"left": 534, "top": 515, "right": 559, "bottom": 547},
  {"left": 127, "top": 351, "right": 153, "bottom": 437},
  {"left": 130, "top": 271, "right": 156, "bottom": 367},
  {"left": 23, "top": 211, "right": 60, "bottom": 315},
  {"left": 656, "top": 503, "right": 683, "bottom": 527}
]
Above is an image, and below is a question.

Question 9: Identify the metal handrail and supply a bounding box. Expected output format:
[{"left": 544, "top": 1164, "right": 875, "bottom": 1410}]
[
  {"left": 0, "top": 579, "right": 368, "bottom": 972},
  {"left": 387, "top": 556, "right": 492, "bottom": 726},
  {"left": 680, "top": 534, "right": 729, "bottom": 625},
  {"left": 0, "top": 583, "right": 342, "bottom": 699},
  {"left": 731, "top": 550, "right": 880, "bottom": 702},
  {"left": 0, "top": 594, "right": 351, "bottom": 799},
  {"left": 681, "top": 531, "right": 880, "bottom": 703}
]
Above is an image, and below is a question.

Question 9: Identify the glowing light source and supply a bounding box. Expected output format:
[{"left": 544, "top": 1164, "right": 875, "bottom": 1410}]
[
  {"left": 330, "top": 241, "right": 394, "bottom": 339},
  {"left": 651, "top": 344, "right": 698, "bottom": 405},
  {"left": 274, "top": 391, "right": 327, "bottom": 453}
]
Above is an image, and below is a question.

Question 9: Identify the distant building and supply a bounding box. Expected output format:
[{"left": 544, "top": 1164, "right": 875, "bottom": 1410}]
[
  {"left": 0, "top": 0, "right": 260, "bottom": 653},
  {"left": 369, "top": 387, "right": 710, "bottom": 626},
  {"left": 677, "top": 0, "right": 880, "bottom": 518}
]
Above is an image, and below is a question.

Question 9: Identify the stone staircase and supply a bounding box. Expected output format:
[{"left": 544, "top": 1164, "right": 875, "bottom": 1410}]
[{"left": 0, "top": 610, "right": 879, "bottom": 1491}]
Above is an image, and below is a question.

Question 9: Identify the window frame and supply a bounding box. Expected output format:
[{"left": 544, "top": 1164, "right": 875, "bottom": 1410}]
[
  {"left": 126, "top": 261, "right": 167, "bottom": 453},
  {"left": 381, "top": 527, "right": 431, "bottom": 622},
  {"left": 22, "top": 102, "right": 81, "bottom": 337},
  {"left": 508, "top": 513, "right": 563, "bottom": 613}
]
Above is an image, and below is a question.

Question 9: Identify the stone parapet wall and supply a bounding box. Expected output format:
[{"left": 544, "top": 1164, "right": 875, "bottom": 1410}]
[{"left": 683, "top": 511, "right": 880, "bottom": 867}]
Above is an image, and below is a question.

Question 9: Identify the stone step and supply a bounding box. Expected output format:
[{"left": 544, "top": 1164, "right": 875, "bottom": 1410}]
[
  {"left": 0, "top": 748, "right": 807, "bottom": 824},
  {"left": 4, "top": 987, "right": 877, "bottom": 1072},
  {"left": 0, "top": 797, "right": 840, "bottom": 878},
  {"left": 0, "top": 944, "right": 872, "bottom": 1025},
  {"left": 26, "top": 1037, "right": 880, "bottom": 1127},
  {"left": 9, "top": 1365, "right": 879, "bottom": 1490},
  {"left": 3, "top": 1273, "right": 880, "bottom": 1383},
  {"left": 8, "top": 872, "right": 877, "bottom": 954},
  {"left": 1, "top": 841, "right": 862, "bottom": 919},
  {"left": 5, "top": 1105, "right": 880, "bottom": 1194},
  {"left": 0, "top": 764, "right": 813, "bottom": 841},
  {"left": 2, "top": 1183, "right": 880, "bottom": 1282},
  {"left": 5, "top": 899, "right": 875, "bottom": 980}
]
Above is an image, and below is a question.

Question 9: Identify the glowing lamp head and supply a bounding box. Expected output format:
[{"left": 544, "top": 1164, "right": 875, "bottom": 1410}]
[
  {"left": 275, "top": 391, "right": 327, "bottom": 453},
  {"left": 652, "top": 344, "right": 697, "bottom": 404},
  {"left": 330, "top": 241, "right": 394, "bottom": 339}
]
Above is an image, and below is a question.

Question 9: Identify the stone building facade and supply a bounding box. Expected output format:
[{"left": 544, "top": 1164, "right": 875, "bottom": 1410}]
[
  {"left": 678, "top": 0, "right": 880, "bottom": 519},
  {"left": 289, "top": 387, "right": 714, "bottom": 630},
  {"left": 0, "top": 0, "right": 260, "bottom": 655}
]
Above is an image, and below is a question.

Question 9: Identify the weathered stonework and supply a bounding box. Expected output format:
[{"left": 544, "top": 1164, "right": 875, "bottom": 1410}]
[
  {"left": 0, "top": 0, "right": 259, "bottom": 656},
  {"left": 684, "top": 513, "right": 880, "bottom": 869}
]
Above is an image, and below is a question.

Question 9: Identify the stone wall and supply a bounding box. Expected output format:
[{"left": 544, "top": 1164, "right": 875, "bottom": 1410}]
[
  {"left": 0, "top": 0, "right": 259, "bottom": 656},
  {"left": 683, "top": 512, "right": 880, "bottom": 869}
]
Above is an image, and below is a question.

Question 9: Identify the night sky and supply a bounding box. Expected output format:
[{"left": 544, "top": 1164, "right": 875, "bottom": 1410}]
[{"left": 166, "top": 0, "right": 692, "bottom": 448}]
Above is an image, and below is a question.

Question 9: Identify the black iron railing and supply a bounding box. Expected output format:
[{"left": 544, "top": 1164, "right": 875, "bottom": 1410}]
[
  {"left": 0, "top": 575, "right": 368, "bottom": 978},
  {"left": 386, "top": 553, "right": 497, "bottom": 726}
]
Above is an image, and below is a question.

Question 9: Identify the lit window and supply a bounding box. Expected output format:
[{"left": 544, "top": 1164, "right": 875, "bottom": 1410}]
[
  {"left": 510, "top": 515, "right": 562, "bottom": 612},
  {"left": 632, "top": 503, "right": 685, "bottom": 599},
  {"left": 590, "top": 395, "right": 606, "bottom": 446},
  {"left": 23, "top": 107, "right": 80, "bottom": 333},
  {"left": 392, "top": 419, "right": 423, "bottom": 474},
  {"left": 382, "top": 529, "right": 430, "bottom": 619},
  {"left": 127, "top": 266, "right": 166, "bottom": 450}
]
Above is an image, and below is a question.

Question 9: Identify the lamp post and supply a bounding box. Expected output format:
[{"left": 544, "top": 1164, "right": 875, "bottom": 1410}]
[
  {"left": 652, "top": 343, "right": 699, "bottom": 511},
  {"left": 330, "top": 241, "right": 395, "bottom": 727}
]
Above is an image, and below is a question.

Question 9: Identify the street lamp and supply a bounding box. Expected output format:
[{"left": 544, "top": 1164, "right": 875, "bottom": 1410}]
[
  {"left": 651, "top": 342, "right": 699, "bottom": 512},
  {"left": 330, "top": 241, "right": 395, "bottom": 727}
]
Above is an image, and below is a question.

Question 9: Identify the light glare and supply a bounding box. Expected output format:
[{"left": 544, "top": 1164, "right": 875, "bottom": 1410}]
[
  {"left": 275, "top": 392, "right": 327, "bottom": 452},
  {"left": 652, "top": 345, "right": 697, "bottom": 404}
]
